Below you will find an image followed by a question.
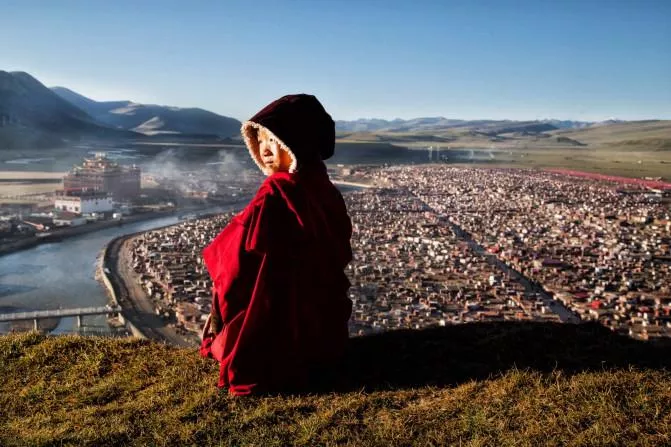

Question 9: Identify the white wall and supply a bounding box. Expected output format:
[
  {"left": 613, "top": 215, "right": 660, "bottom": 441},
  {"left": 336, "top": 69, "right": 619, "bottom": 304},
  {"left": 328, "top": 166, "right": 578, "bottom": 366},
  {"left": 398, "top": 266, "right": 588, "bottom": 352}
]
[{"left": 55, "top": 196, "right": 114, "bottom": 214}]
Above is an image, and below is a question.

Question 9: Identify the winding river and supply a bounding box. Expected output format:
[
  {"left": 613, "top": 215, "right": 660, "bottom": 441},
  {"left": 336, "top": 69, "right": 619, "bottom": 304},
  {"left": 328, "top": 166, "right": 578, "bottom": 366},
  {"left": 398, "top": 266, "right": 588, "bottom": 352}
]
[{"left": 0, "top": 214, "right": 203, "bottom": 334}]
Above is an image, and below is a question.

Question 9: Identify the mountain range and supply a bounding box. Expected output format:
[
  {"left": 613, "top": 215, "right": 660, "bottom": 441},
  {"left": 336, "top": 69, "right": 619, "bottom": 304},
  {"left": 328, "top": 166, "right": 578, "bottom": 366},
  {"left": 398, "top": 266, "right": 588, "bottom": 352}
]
[
  {"left": 0, "top": 71, "right": 241, "bottom": 149},
  {"left": 50, "top": 87, "right": 241, "bottom": 137},
  {"left": 335, "top": 117, "right": 599, "bottom": 133},
  {"left": 0, "top": 70, "right": 638, "bottom": 151},
  {"left": 0, "top": 71, "right": 131, "bottom": 149}
]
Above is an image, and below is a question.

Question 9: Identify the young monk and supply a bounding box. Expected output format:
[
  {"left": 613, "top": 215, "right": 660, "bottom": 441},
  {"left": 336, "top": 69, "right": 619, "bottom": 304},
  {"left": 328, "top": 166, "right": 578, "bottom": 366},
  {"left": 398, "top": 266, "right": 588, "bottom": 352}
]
[{"left": 199, "top": 94, "right": 353, "bottom": 395}]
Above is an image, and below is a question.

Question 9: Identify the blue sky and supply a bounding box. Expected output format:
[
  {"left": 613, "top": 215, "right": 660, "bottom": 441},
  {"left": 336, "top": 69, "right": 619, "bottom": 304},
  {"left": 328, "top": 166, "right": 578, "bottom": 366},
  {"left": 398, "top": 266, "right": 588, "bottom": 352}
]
[{"left": 1, "top": 0, "right": 669, "bottom": 121}]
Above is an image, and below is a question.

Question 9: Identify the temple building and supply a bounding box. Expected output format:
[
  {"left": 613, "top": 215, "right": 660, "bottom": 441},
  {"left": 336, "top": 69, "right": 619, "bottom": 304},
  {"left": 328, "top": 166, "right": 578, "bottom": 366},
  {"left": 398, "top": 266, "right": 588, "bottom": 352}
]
[{"left": 63, "top": 152, "right": 141, "bottom": 199}]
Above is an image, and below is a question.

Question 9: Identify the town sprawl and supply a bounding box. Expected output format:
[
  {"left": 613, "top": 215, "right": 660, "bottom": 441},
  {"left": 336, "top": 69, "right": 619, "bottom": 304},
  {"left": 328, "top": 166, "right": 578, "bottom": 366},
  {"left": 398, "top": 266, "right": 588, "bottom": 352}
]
[{"left": 125, "top": 166, "right": 670, "bottom": 340}]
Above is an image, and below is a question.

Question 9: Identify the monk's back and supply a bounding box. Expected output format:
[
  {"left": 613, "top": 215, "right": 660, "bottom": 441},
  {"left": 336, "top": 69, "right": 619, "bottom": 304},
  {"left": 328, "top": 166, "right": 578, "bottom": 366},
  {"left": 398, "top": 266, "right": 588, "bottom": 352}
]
[{"left": 264, "top": 168, "right": 353, "bottom": 364}]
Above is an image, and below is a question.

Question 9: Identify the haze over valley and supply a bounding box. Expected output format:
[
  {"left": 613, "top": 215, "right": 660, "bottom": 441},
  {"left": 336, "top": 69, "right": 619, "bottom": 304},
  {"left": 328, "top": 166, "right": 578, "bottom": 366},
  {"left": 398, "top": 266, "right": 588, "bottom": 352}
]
[{"left": 1, "top": 70, "right": 670, "bottom": 181}]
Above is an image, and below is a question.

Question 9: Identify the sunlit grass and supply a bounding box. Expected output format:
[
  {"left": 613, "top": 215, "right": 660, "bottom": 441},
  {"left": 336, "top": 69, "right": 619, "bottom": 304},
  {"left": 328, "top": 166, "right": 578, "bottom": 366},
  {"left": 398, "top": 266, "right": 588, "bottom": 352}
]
[{"left": 2, "top": 324, "right": 671, "bottom": 446}]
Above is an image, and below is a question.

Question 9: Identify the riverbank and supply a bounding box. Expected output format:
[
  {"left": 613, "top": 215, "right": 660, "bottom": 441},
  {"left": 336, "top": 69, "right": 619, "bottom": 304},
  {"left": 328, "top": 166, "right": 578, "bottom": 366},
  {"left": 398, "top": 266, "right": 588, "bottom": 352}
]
[
  {"left": 100, "top": 202, "right": 247, "bottom": 346},
  {"left": 102, "top": 233, "right": 197, "bottom": 347},
  {"left": 0, "top": 209, "right": 177, "bottom": 258},
  {"left": 0, "top": 199, "right": 255, "bottom": 258}
]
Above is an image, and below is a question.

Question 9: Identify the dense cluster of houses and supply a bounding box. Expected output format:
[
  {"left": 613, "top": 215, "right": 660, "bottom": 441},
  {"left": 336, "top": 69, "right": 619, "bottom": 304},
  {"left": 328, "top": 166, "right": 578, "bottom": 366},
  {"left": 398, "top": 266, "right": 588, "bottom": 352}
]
[
  {"left": 128, "top": 217, "right": 227, "bottom": 334},
  {"left": 124, "top": 165, "right": 670, "bottom": 340},
  {"left": 364, "top": 166, "right": 671, "bottom": 340},
  {"left": 344, "top": 187, "right": 565, "bottom": 335}
]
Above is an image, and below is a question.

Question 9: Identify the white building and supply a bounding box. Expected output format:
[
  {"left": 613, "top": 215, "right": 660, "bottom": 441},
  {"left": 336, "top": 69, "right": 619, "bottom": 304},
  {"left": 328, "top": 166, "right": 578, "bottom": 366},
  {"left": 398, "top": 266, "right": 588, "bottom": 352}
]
[{"left": 54, "top": 192, "right": 114, "bottom": 215}]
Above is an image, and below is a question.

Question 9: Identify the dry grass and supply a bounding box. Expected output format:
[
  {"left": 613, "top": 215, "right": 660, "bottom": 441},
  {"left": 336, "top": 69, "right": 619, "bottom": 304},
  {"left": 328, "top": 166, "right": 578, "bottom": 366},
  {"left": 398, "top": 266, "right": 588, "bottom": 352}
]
[
  {"left": 551, "top": 121, "right": 671, "bottom": 145},
  {"left": 2, "top": 322, "right": 671, "bottom": 446},
  {"left": 447, "top": 149, "right": 671, "bottom": 181},
  {"left": 376, "top": 128, "right": 671, "bottom": 152}
]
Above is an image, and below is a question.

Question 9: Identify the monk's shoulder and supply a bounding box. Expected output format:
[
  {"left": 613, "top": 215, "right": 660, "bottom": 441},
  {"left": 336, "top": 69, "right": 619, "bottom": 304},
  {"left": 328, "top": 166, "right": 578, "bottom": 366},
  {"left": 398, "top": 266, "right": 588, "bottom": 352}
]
[{"left": 236, "top": 174, "right": 295, "bottom": 226}]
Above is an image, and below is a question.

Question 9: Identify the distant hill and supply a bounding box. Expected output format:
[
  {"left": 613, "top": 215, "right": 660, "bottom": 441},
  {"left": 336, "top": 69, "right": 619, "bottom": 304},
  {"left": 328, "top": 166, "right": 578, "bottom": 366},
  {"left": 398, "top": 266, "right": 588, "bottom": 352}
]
[
  {"left": 51, "top": 87, "right": 241, "bottom": 138},
  {"left": 336, "top": 117, "right": 475, "bottom": 132},
  {"left": 541, "top": 119, "right": 594, "bottom": 129},
  {"left": 50, "top": 86, "right": 129, "bottom": 117},
  {"left": 590, "top": 119, "right": 627, "bottom": 127},
  {"left": 1, "top": 71, "right": 95, "bottom": 132},
  {"left": 330, "top": 142, "right": 427, "bottom": 164},
  {"left": 476, "top": 121, "right": 559, "bottom": 135},
  {"left": 336, "top": 117, "right": 594, "bottom": 133},
  {"left": 550, "top": 120, "right": 671, "bottom": 145},
  {"left": 0, "top": 71, "right": 134, "bottom": 148}
]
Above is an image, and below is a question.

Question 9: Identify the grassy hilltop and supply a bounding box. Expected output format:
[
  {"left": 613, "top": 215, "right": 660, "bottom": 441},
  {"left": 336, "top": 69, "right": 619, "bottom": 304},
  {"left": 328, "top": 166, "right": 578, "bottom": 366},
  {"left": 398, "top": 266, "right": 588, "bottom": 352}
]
[{"left": 2, "top": 323, "right": 671, "bottom": 446}]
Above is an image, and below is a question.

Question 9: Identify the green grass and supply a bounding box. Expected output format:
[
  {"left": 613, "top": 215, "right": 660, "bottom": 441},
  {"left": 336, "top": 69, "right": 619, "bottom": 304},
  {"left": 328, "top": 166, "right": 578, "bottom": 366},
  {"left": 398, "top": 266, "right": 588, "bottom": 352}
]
[{"left": 2, "top": 322, "right": 671, "bottom": 446}]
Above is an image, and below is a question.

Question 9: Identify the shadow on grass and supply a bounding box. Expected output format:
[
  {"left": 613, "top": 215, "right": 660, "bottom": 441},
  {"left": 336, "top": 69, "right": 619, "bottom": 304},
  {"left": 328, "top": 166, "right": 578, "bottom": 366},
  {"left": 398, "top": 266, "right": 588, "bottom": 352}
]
[{"left": 305, "top": 322, "right": 671, "bottom": 393}]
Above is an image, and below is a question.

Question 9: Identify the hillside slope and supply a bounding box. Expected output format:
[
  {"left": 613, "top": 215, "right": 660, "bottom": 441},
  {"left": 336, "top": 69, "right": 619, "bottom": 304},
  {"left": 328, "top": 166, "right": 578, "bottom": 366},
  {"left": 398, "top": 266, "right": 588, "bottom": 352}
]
[
  {"left": 551, "top": 120, "right": 671, "bottom": 146},
  {"left": 49, "top": 86, "right": 129, "bottom": 117},
  {"left": 0, "top": 71, "right": 137, "bottom": 148},
  {"left": 51, "top": 86, "right": 242, "bottom": 138},
  {"left": 0, "top": 71, "right": 96, "bottom": 132},
  {"left": 2, "top": 322, "right": 670, "bottom": 446}
]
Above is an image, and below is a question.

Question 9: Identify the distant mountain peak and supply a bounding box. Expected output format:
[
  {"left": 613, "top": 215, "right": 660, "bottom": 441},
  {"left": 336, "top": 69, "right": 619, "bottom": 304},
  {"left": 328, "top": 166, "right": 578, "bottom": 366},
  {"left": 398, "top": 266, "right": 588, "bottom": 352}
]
[{"left": 50, "top": 85, "right": 241, "bottom": 138}]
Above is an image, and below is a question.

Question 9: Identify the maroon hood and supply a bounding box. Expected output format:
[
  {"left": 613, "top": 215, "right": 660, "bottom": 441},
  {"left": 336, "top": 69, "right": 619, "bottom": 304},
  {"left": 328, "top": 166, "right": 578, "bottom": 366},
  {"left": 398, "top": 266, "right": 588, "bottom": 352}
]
[{"left": 241, "top": 94, "right": 335, "bottom": 174}]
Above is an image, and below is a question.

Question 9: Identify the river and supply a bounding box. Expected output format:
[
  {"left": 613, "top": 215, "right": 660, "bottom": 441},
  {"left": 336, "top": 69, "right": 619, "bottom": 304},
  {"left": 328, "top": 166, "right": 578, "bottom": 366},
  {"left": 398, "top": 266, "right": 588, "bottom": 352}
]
[{"left": 0, "top": 213, "right": 218, "bottom": 335}]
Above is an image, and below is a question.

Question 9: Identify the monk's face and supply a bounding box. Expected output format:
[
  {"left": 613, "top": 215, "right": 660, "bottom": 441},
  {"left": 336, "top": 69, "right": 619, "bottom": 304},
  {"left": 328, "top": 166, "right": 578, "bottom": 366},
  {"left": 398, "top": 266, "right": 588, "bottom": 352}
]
[{"left": 258, "top": 129, "right": 292, "bottom": 173}]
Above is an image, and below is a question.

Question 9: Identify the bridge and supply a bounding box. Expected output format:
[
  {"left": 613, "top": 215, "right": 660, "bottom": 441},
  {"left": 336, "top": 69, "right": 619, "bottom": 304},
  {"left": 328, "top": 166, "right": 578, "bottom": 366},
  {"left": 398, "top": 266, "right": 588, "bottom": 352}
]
[{"left": 0, "top": 306, "right": 122, "bottom": 331}]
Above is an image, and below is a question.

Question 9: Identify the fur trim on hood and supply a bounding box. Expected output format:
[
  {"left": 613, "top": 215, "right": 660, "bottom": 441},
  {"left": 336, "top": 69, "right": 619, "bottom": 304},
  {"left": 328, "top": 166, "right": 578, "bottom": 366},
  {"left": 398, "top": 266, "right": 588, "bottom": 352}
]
[{"left": 241, "top": 94, "right": 335, "bottom": 175}]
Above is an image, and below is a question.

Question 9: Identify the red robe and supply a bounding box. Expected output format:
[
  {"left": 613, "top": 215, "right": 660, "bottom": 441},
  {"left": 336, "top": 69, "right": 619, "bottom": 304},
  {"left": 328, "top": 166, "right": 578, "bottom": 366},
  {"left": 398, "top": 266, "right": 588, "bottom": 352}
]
[{"left": 200, "top": 163, "right": 352, "bottom": 395}]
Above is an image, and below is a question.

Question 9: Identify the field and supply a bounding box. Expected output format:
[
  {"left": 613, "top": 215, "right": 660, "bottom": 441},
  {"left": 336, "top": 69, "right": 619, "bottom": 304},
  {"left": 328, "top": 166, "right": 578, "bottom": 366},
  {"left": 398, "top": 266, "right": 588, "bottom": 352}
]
[
  {"left": 2, "top": 323, "right": 671, "bottom": 445},
  {"left": 443, "top": 149, "right": 671, "bottom": 181},
  {"left": 551, "top": 121, "right": 671, "bottom": 148},
  {"left": 0, "top": 171, "right": 63, "bottom": 205},
  {"left": 337, "top": 120, "right": 671, "bottom": 181}
]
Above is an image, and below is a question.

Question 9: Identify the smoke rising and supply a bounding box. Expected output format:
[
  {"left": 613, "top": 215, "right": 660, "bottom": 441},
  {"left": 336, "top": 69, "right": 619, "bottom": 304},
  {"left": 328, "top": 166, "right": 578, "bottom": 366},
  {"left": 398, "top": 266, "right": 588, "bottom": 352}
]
[{"left": 141, "top": 147, "right": 261, "bottom": 196}]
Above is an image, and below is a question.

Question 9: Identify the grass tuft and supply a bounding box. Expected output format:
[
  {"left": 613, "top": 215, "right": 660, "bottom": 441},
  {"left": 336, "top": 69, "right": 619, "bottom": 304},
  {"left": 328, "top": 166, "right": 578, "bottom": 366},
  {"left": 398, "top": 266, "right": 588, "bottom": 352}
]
[{"left": 2, "top": 322, "right": 671, "bottom": 446}]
